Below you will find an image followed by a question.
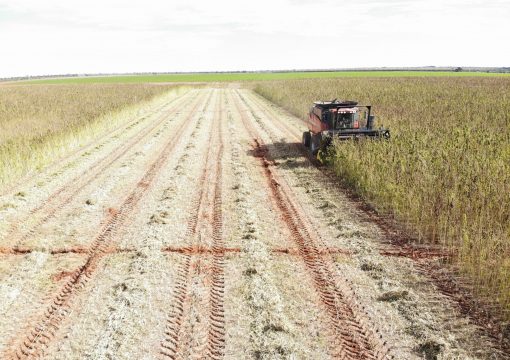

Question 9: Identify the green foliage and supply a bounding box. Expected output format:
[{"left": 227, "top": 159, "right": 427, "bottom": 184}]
[
  {"left": 254, "top": 77, "right": 510, "bottom": 317},
  {"left": 20, "top": 71, "right": 510, "bottom": 84}
]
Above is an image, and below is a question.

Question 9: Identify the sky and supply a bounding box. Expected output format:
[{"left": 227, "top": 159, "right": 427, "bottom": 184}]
[{"left": 0, "top": 0, "right": 509, "bottom": 77}]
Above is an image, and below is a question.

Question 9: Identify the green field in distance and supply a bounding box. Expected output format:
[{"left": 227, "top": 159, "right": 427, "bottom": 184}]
[{"left": 22, "top": 71, "right": 510, "bottom": 84}]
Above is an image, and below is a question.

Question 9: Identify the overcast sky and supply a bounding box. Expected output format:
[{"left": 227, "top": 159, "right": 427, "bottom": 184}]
[{"left": 0, "top": 0, "right": 508, "bottom": 77}]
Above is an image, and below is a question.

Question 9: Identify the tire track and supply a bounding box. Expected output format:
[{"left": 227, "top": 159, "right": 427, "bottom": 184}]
[
  {"left": 208, "top": 104, "right": 226, "bottom": 359},
  {"left": 2, "top": 91, "right": 197, "bottom": 249},
  {"left": 161, "top": 90, "right": 225, "bottom": 360},
  {"left": 160, "top": 105, "right": 215, "bottom": 360},
  {"left": 223, "top": 92, "right": 308, "bottom": 358},
  {"left": 232, "top": 90, "right": 393, "bottom": 360},
  {"left": 0, "top": 93, "right": 207, "bottom": 337},
  {"left": 79, "top": 91, "right": 215, "bottom": 360},
  {"left": 2, "top": 90, "right": 210, "bottom": 360}
]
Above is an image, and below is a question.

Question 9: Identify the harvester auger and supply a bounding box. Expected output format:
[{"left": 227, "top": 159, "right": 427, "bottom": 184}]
[{"left": 302, "top": 100, "right": 390, "bottom": 156}]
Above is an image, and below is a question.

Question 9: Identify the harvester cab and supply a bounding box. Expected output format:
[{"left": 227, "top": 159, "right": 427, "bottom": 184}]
[{"left": 302, "top": 100, "right": 390, "bottom": 155}]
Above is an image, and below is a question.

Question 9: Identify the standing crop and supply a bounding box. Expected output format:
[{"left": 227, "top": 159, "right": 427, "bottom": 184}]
[
  {"left": 254, "top": 77, "right": 510, "bottom": 318},
  {"left": 0, "top": 84, "right": 183, "bottom": 189}
]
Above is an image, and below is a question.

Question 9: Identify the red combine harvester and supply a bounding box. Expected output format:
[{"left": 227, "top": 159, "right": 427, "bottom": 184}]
[{"left": 302, "top": 100, "right": 390, "bottom": 155}]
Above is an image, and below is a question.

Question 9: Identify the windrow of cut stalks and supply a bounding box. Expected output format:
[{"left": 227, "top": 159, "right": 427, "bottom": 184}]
[
  {"left": 254, "top": 77, "right": 510, "bottom": 319},
  {"left": 0, "top": 83, "right": 187, "bottom": 189}
]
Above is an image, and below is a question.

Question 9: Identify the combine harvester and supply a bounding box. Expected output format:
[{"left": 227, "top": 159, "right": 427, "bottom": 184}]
[{"left": 302, "top": 100, "right": 390, "bottom": 155}]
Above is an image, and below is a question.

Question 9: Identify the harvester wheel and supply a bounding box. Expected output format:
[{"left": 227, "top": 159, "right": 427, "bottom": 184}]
[
  {"left": 310, "top": 133, "right": 321, "bottom": 156},
  {"left": 302, "top": 131, "right": 311, "bottom": 148}
]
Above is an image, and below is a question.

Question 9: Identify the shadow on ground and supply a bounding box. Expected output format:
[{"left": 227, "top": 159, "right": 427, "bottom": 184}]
[{"left": 246, "top": 140, "right": 320, "bottom": 169}]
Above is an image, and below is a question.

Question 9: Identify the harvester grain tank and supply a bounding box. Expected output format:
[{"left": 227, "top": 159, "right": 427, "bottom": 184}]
[{"left": 302, "top": 100, "right": 390, "bottom": 155}]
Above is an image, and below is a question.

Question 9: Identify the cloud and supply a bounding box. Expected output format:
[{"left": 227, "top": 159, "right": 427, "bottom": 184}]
[{"left": 0, "top": 0, "right": 508, "bottom": 77}]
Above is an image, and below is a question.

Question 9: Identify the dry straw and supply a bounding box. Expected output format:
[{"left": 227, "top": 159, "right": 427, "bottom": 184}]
[{"left": 0, "top": 84, "right": 186, "bottom": 189}]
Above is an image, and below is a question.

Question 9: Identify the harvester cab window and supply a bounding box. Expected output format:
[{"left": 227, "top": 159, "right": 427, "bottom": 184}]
[{"left": 335, "top": 112, "right": 354, "bottom": 129}]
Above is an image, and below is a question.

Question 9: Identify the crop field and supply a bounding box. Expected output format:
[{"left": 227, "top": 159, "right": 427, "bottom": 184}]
[
  {"left": 0, "top": 84, "right": 187, "bottom": 190},
  {"left": 17, "top": 70, "right": 510, "bottom": 84},
  {"left": 0, "top": 84, "right": 509, "bottom": 359},
  {"left": 254, "top": 77, "right": 510, "bottom": 319}
]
